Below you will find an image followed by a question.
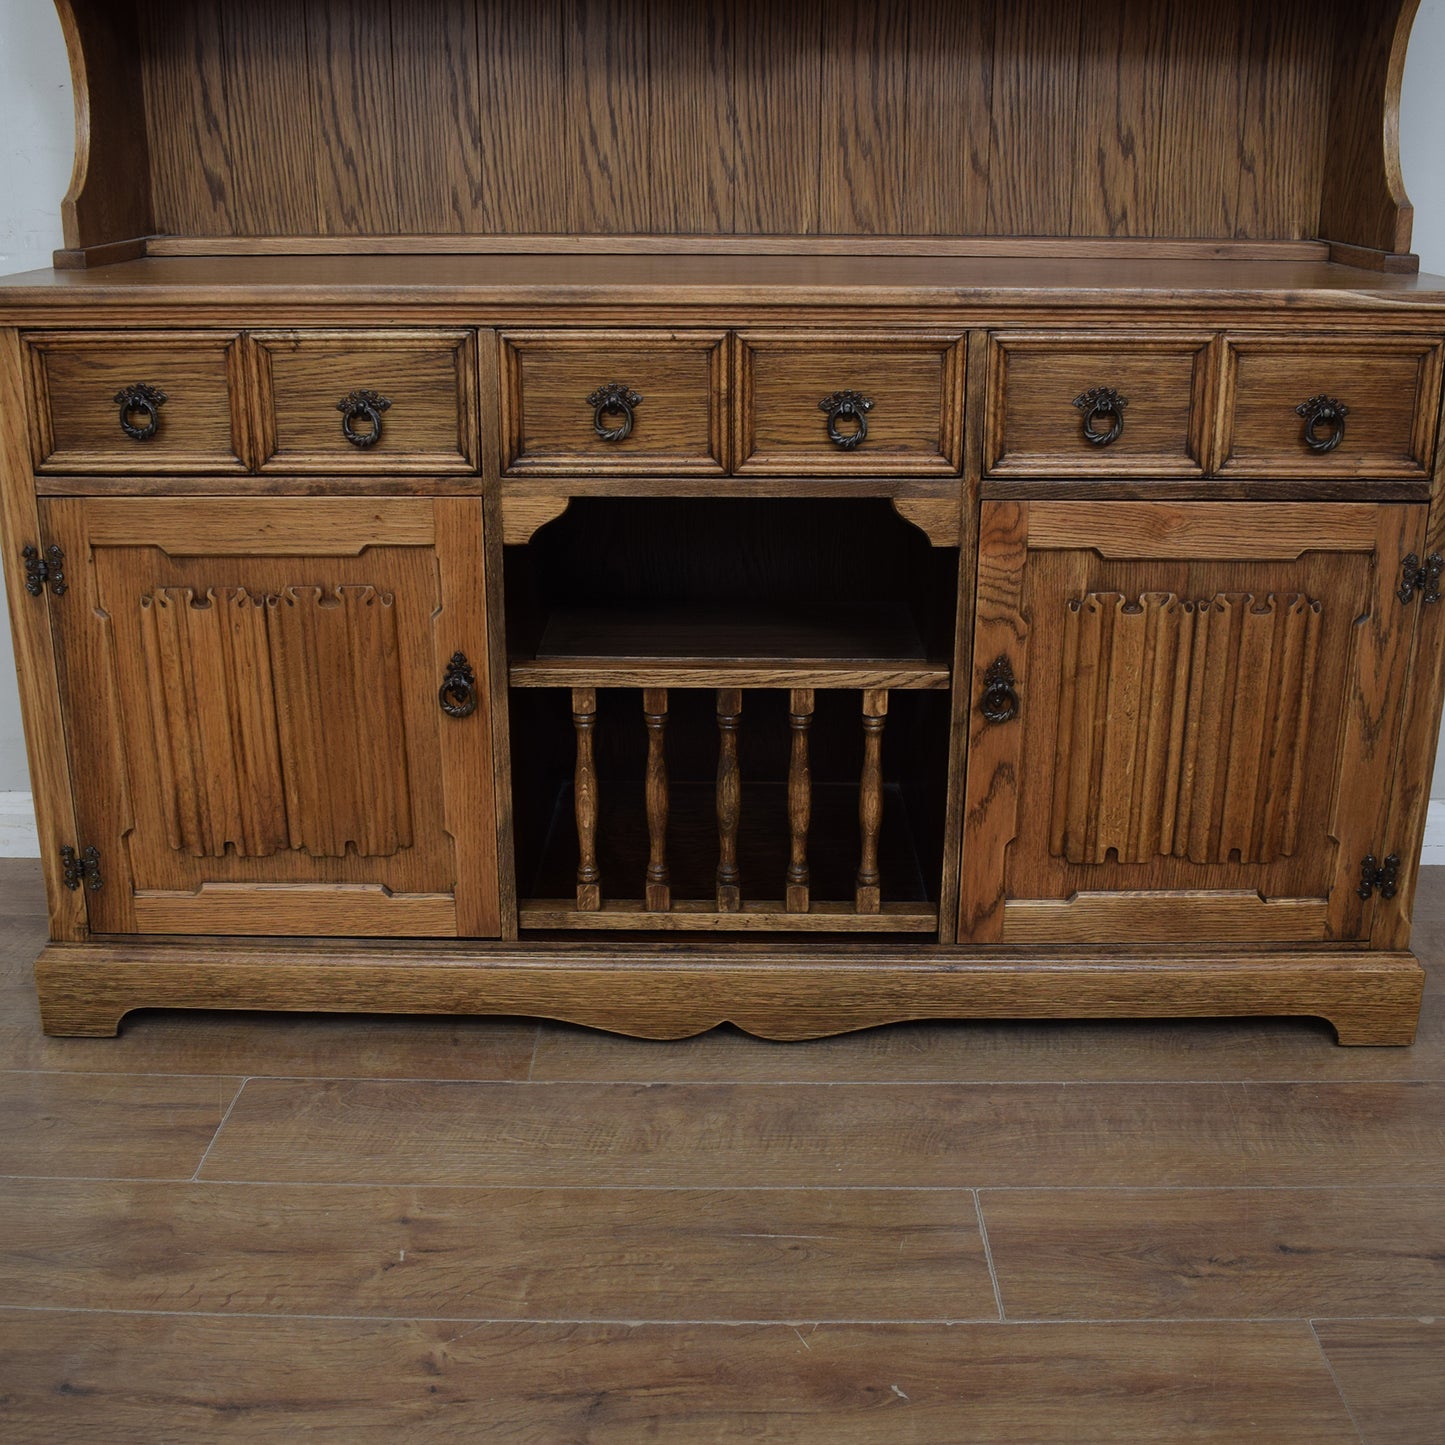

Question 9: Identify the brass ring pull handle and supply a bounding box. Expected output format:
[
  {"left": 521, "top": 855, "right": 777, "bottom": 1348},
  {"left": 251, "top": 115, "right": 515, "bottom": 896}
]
[
  {"left": 438, "top": 652, "right": 478, "bottom": 718},
  {"left": 588, "top": 382, "right": 642, "bottom": 442},
  {"left": 115, "top": 383, "right": 167, "bottom": 442},
  {"left": 1295, "top": 394, "right": 1348, "bottom": 454},
  {"left": 1073, "top": 385, "right": 1128, "bottom": 447},
  {"left": 980, "top": 655, "right": 1019, "bottom": 724},
  {"left": 819, "top": 389, "right": 874, "bottom": 450},
  {"left": 337, "top": 389, "right": 391, "bottom": 448}
]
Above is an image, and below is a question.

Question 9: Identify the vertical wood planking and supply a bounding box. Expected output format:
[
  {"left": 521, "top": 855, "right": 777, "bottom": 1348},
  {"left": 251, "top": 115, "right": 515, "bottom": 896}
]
[
  {"left": 475, "top": 0, "right": 575, "bottom": 232},
  {"left": 988, "top": 0, "right": 1082, "bottom": 235},
  {"left": 732, "top": 1, "right": 822, "bottom": 234},
  {"left": 391, "top": 0, "right": 482, "bottom": 233},
  {"left": 1154, "top": 4, "right": 1244, "bottom": 238},
  {"left": 1068, "top": 0, "right": 1172, "bottom": 237},
  {"left": 648, "top": 1, "right": 735, "bottom": 233},
  {"left": 307, "top": 0, "right": 400, "bottom": 234},
  {"left": 818, "top": 1, "right": 909, "bottom": 234},
  {"left": 643, "top": 688, "right": 670, "bottom": 912},
  {"left": 716, "top": 689, "right": 743, "bottom": 912},
  {"left": 786, "top": 688, "right": 814, "bottom": 913},
  {"left": 572, "top": 688, "right": 600, "bottom": 912},
  {"left": 563, "top": 0, "right": 651, "bottom": 234},
  {"left": 856, "top": 689, "right": 888, "bottom": 913},
  {"left": 219, "top": 0, "right": 321, "bottom": 236},
  {"left": 903, "top": 0, "right": 996, "bottom": 235},
  {"left": 1234, "top": 1, "right": 1334, "bottom": 241},
  {"left": 138, "top": 0, "right": 234, "bottom": 236}
]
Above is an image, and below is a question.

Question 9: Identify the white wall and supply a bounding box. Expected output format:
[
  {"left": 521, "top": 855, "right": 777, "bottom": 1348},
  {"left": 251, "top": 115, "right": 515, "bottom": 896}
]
[{"left": 1, "top": 1, "right": 1445, "bottom": 797}]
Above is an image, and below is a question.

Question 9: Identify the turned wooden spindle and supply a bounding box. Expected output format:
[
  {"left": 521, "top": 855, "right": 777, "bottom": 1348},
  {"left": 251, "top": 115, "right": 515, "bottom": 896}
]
[
  {"left": 571, "top": 687, "right": 600, "bottom": 911},
  {"left": 643, "top": 688, "right": 671, "bottom": 911},
  {"left": 716, "top": 688, "right": 743, "bottom": 912},
  {"left": 786, "top": 688, "right": 814, "bottom": 912},
  {"left": 856, "top": 688, "right": 889, "bottom": 913}
]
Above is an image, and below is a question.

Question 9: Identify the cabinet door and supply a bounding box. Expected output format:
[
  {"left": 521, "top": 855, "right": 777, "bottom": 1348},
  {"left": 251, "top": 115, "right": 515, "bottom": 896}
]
[
  {"left": 41, "top": 497, "right": 499, "bottom": 938},
  {"left": 959, "top": 501, "right": 1422, "bottom": 945}
]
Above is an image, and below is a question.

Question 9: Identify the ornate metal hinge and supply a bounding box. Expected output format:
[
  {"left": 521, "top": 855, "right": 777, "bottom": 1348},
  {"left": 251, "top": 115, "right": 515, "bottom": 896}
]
[
  {"left": 22, "top": 544, "right": 66, "bottom": 598},
  {"left": 1397, "top": 552, "right": 1443, "bottom": 606},
  {"left": 1356, "top": 853, "right": 1399, "bottom": 901},
  {"left": 60, "top": 844, "right": 103, "bottom": 892}
]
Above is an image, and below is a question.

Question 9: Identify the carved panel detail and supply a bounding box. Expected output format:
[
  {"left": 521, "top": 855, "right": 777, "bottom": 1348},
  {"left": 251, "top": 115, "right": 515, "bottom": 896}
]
[
  {"left": 1050, "top": 591, "right": 1322, "bottom": 866},
  {"left": 138, "top": 585, "right": 412, "bottom": 859}
]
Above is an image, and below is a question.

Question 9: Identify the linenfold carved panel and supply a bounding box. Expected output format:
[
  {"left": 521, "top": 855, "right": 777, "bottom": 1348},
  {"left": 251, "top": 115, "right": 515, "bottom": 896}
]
[
  {"left": 1050, "top": 591, "right": 1322, "bottom": 866},
  {"left": 138, "top": 585, "right": 413, "bottom": 859}
]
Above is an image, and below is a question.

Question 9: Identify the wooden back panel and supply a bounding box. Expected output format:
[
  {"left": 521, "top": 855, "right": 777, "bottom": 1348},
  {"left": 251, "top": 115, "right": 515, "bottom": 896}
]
[{"left": 54, "top": 0, "right": 1418, "bottom": 255}]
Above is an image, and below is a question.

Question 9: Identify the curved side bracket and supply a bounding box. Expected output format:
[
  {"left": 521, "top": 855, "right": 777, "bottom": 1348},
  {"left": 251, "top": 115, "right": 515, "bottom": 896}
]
[
  {"left": 501, "top": 494, "right": 573, "bottom": 545},
  {"left": 53, "top": 0, "right": 156, "bottom": 263}
]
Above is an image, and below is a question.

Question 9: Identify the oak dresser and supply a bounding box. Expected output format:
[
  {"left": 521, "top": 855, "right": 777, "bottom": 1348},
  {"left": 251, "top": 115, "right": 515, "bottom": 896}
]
[{"left": 1, "top": 0, "right": 1442, "bottom": 1044}]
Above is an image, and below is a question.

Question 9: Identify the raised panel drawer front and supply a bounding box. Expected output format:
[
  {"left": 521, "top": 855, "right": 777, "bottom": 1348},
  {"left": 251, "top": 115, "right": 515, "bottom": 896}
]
[
  {"left": 26, "top": 331, "right": 247, "bottom": 474},
  {"left": 985, "top": 333, "right": 1214, "bottom": 476},
  {"left": 1218, "top": 335, "right": 1443, "bottom": 479},
  {"left": 37, "top": 497, "right": 500, "bottom": 939},
  {"left": 252, "top": 330, "right": 478, "bottom": 474},
  {"left": 734, "top": 332, "right": 965, "bottom": 476},
  {"left": 501, "top": 331, "right": 727, "bottom": 475},
  {"left": 958, "top": 500, "right": 1423, "bottom": 947}
]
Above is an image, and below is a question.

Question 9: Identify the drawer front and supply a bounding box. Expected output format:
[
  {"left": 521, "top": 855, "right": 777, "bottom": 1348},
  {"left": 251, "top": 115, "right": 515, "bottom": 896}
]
[
  {"left": 735, "top": 333, "right": 965, "bottom": 476},
  {"left": 1218, "top": 336, "right": 1442, "bottom": 479},
  {"left": 253, "top": 330, "right": 478, "bottom": 474},
  {"left": 27, "top": 332, "right": 246, "bottom": 474},
  {"left": 985, "top": 333, "right": 1214, "bottom": 477},
  {"left": 501, "top": 331, "right": 727, "bottom": 475}
]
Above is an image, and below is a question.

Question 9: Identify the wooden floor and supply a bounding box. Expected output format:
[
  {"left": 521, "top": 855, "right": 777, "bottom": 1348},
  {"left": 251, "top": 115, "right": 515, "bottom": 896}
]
[{"left": 1, "top": 859, "right": 1443, "bottom": 1441}]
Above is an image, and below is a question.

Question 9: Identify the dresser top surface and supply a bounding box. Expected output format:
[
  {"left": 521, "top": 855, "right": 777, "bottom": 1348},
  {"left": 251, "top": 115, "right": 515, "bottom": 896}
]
[{"left": 4, "top": 253, "right": 1445, "bottom": 321}]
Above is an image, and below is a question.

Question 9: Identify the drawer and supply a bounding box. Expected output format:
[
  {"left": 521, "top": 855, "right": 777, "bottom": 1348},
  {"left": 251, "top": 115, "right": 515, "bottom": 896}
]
[
  {"left": 26, "top": 331, "right": 246, "bottom": 474},
  {"left": 734, "top": 333, "right": 965, "bottom": 476},
  {"left": 985, "top": 333, "right": 1214, "bottom": 477},
  {"left": 501, "top": 331, "right": 727, "bottom": 475},
  {"left": 252, "top": 330, "right": 478, "bottom": 473},
  {"left": 1218, "top": 336, "right": 1442, "bottom": 479}
]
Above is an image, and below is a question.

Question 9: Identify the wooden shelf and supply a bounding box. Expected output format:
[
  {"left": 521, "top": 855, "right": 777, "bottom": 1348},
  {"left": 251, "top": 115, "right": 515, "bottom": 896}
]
[{"left": 509, "top": 606, "right": 950, "bottom": 690}]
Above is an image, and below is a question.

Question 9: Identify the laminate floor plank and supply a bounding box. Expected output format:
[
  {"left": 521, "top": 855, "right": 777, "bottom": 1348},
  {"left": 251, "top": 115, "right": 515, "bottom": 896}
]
[
  {"left": 0, "top": 1313, "right": 1361, "bottom": 1444},
  {"left": 531, "top": 1016, "right": 1286, "bottom": 1084},
  {"left": 199, "top": 1076, "right": 1445, "bottom": 1188},
  {"left": 0, "top": 1177, "right": 996, "bottom": 1322},
  {"left": 0, "top": 1069, "right": 241, "bottom": 1180},
  {"left": 196, "top": 1077, "right": 1257, "bottom": 1186},
  {"left": 982, "top": 1187, "right": 1445, "bottom": 1320},
  {"left": 1313, "top": 1319, "right": 1445, "bottom": 1444}
]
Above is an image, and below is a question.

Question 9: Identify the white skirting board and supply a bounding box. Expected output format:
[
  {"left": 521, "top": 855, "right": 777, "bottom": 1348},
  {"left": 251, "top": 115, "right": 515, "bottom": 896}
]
[
  {"left": 1, "top": 791, "right": 1445, "bottom": 865},
  {"left": 0, "top": 791, "right": 40, "bottom": 858}
]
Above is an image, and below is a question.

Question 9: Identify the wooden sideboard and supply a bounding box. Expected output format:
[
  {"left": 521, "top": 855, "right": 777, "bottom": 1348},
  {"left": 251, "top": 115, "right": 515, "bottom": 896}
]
[{"left": 1, "top": 0, "right": 1442, "bottom": 1043}]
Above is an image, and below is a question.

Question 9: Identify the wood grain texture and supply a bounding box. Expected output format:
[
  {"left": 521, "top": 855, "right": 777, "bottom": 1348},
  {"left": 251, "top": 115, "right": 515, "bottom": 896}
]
[
  {"left": 50, "top": 0, "right": 1406, "bottom": 248},
  {"left": 251, "top": 329, "right": 478, "bottom": 474},
  {"left": 0, "top": 1178, "right": 994, "bottom": 1322},
  {"left": 0, "top": 333, "right": 85, "bottom": 939},
  {"left": 26, "top": 330, "right": 247, "bottom": 474},
  {"left": 985, "top": 332, "right": 1214, "bottom": 478},
  {"left": 55, "top": 0, "right": 155, "bottom": 252},
  {"left": 1217, "top": 334, "right": 1441, "bottom": 479},
  {"left": 0, "top": 1068, "right": 240, "bottom": 1179},
  {"left": 500, "top": 331, "right": 728, "bottom": 476},
  {"left": 982, "top": 1187, "right": 1445, "bottom": 1319},
  {"left": 1314, "top": 1319, "right": 1445, "bottom": 1445},
  {"left": 0, "top": 1314, "right": 1360, "bottom": 1442},
  {"left": 734, "top": 333, "right": 965, "bottom": 477}
]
